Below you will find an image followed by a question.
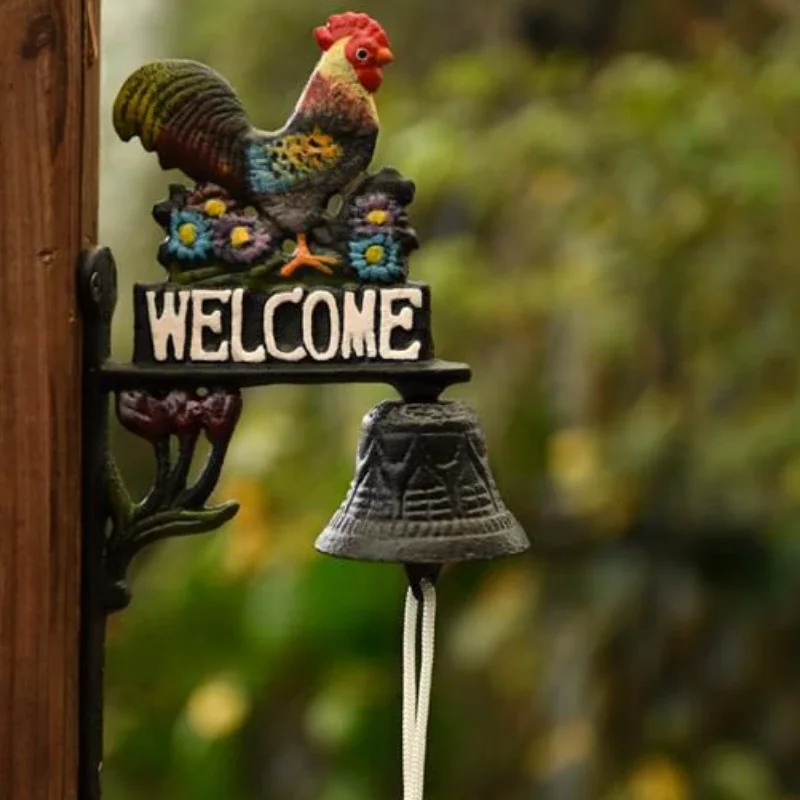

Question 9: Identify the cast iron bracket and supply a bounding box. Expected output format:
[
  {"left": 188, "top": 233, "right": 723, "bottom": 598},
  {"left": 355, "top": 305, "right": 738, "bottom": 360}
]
[
  {"left": 76, "top": 246, "right": 471, "bottom": 799},
  {"left": 79, "top": 246, "right": 471, "bottom": 614}
]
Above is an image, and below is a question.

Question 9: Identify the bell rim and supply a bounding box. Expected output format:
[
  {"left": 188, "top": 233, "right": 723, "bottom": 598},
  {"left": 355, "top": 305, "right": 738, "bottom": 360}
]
[{"left": 315, "top": 510, "right": 530, "bottom": 564}]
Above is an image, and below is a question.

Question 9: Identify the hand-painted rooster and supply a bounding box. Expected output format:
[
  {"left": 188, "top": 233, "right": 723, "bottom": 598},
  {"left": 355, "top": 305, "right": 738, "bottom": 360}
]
[{"left": 114, "top": 12, "right": 417, "bottom": 284}]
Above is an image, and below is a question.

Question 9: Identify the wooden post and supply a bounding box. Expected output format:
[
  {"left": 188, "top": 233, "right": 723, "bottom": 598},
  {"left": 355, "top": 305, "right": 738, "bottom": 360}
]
[{"left": 0, "top": 1, "right": 99, "bottom": 798}]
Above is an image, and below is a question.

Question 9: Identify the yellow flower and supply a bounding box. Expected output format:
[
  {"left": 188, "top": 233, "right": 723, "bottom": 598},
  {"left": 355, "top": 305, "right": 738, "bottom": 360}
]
[
  {"left": 546, "top": 426, "right": 628, "bottom": 530},
  {"left": 628, "top": 756, "right": 689, "bottom": 800},
  {"left": 548, "top": 427, "right": 603, "bottom": 498},
  {"left": 225, "top": 525, "right": 268, "bottom": 577},
  {"left": 230, "top": 226, "right": 251, "bottom": 248},
  {"left": 527, "top": 720, "right": 595, "bottom": 777},
  {"left": 366, "top": 209, "right": 390, "bottom": 225},
  {"left": 216, "top": 476, "right": 271, "bottom": 578},
  {"left": 204, "top": 198, "right": 227, "bottom": 217},
  {"left": 178, "top": 223, "right": 197, "bottom": 245},
  {"left": 185, "top": 677, "right": 250, "bottom": 740},
  {"left": 364, "top": 244, "right": 385, "bottom": 265}
]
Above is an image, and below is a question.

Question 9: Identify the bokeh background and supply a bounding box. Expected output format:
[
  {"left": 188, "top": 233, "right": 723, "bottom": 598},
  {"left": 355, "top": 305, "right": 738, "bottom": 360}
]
[{"left": 100, "top": 1, "right": 800, "bottom": 798}]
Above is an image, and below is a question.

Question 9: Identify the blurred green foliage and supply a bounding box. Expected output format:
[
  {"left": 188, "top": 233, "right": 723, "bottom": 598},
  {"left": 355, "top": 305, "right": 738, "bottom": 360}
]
[{"left": 102, "top": 0, "right": 800, "bottom": 798}]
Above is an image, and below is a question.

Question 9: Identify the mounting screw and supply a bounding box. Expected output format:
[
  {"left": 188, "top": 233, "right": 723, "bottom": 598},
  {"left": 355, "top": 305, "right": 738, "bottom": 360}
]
[{"left": 89, "top": 271, "right": 103, "bottom": 303}]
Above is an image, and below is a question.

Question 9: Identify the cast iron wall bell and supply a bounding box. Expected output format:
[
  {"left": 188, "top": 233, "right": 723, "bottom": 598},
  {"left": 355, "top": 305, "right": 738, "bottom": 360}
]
[
  {"left": 317, "top": 400, "right": 528, "bottom": 564},
  {"left": 79, "top": 11, "right": 529, "bottom": 800}
]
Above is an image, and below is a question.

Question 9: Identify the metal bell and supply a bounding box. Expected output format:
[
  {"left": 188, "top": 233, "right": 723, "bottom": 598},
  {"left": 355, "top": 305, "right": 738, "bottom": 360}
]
[{"left": 316, "top": 400, "right": 529, "bottom": 564}]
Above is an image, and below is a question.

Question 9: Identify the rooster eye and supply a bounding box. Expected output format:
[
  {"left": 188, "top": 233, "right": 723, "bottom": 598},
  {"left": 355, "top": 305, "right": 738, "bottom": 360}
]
[{"left": 355, "top": 47, "right": 370, "bottom": 62}]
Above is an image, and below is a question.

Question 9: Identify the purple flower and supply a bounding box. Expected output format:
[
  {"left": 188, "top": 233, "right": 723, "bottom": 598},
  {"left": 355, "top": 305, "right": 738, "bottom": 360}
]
[
  {"left": 186, "top": 184, "right": 237, "bottom": 211},
  {"left": 348, "top": 193, "right": 404, "bottom": 236},
  {"left": 212, "top": 215, "right": 273, "bottom": 265},
  {"left": 117, "top": 392, "right": 171, "bottom": 442},
  {"left": 153, "top": 184, "right": 240, "bottom": 229},
  {"left": 201, "top": 390, "right": 242, "bottom": 443}
]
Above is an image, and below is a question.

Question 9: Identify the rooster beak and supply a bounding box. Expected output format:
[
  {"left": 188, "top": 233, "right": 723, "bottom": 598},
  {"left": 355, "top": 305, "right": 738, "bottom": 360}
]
[{"left": 376, "top": 47, "right": 394, "bottom": 66}]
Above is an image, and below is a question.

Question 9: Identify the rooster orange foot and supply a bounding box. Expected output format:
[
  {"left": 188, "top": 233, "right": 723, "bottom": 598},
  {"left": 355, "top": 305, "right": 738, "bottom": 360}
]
[{"left": 280, "top": 233, "right": 339, "bottom": 278}]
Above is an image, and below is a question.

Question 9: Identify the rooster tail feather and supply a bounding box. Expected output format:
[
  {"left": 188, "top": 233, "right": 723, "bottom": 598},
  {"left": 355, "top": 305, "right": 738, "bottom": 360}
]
[{"left": 113, "top": 60, "right": 254, "bottom": 191}]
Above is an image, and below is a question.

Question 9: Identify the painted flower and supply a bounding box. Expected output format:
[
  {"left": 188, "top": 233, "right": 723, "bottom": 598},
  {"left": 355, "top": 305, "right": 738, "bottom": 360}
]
[
  {"left": 348, "top": 233, "right": 405, "bottom": 283},
  {"left": 163, "top": 390, "right": 204, "bottom": 439},
  {"left": 213, "top": 215, "right": 273, "bottom": 265},
  {"left": 348, "top": 193, "right": 404, "bottom": 236},
  {"left": 117, "top": 391, "right": 171, "bottom": 442},
  {"left": 186, "top": 183, "right": 238, "bottom": 210},
  {"left": 165, "top": 209, "right": 214, "bottom": 262},
  {"left": 203, "top": 197, "right": 229, "bottom": 218},
  {"left": 202, "top": 390, "right": 243, "bottom": 443},
  {"left": 154, "top": 184, "right": 240, "bottom": 229}
]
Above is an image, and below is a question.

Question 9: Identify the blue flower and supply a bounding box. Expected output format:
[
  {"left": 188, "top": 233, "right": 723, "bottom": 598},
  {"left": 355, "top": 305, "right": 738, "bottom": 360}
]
[
  {"left": 348, "top": 233, "right": 405, "bottom": 283},
  {"left": 165, "top": 210, "right": 214, "bottom": 261}
]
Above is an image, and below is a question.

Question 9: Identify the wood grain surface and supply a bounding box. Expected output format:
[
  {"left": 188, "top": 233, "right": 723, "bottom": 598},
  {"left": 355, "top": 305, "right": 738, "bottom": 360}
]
[{"left": 0, "top": 0, "right": 99, "bottom": 796}]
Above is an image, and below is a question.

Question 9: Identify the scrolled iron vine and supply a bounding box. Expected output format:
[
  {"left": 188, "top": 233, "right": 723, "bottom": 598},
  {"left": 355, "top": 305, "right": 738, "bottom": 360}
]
[{"left": 103, "top": 387, "right": 242, "bottom": 610}]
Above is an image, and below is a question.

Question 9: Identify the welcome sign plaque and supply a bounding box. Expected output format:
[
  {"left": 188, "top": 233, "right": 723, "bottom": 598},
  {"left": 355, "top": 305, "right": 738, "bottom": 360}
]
[{"left": 133, "top": 283, "right": 434, "bottom": 366}]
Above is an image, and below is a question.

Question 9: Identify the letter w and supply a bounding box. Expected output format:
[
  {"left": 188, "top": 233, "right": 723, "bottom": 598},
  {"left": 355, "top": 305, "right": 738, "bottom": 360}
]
[{"left": 146, "top": 290, "right": 190, "bottom": 361}]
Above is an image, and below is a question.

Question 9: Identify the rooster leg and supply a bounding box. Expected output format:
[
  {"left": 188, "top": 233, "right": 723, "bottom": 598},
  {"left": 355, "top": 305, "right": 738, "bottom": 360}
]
[{"left": 279, "top": 233, "right": 340, "bottom": 278}]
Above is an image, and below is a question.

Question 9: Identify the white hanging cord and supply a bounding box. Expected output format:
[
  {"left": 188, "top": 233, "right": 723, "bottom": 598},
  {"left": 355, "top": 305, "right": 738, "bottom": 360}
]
[
  {"left": 414, "top": 583, "right": 436, "bottom": 799},
  {"left": 402, "top": 580, "right": 437, "bottom": 800},
  {"left": 402, "top": 588, "right": 419, "bottom": 787}
]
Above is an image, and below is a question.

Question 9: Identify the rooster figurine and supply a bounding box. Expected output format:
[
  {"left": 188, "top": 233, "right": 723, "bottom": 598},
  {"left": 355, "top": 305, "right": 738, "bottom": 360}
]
[{"left": 114, "top": 12, "right": 416, "bottom": 283}]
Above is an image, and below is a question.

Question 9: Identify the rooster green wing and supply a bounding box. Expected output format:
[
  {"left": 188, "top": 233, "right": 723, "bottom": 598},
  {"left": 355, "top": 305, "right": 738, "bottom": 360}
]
[{"left": 113, "top": 60, "right": 254, "bottom": 197}]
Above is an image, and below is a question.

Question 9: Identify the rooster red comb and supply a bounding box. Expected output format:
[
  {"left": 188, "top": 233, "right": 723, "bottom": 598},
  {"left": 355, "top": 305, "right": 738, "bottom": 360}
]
[{"left": 314, "top": 12, "right": 390, "bottom": 51}]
